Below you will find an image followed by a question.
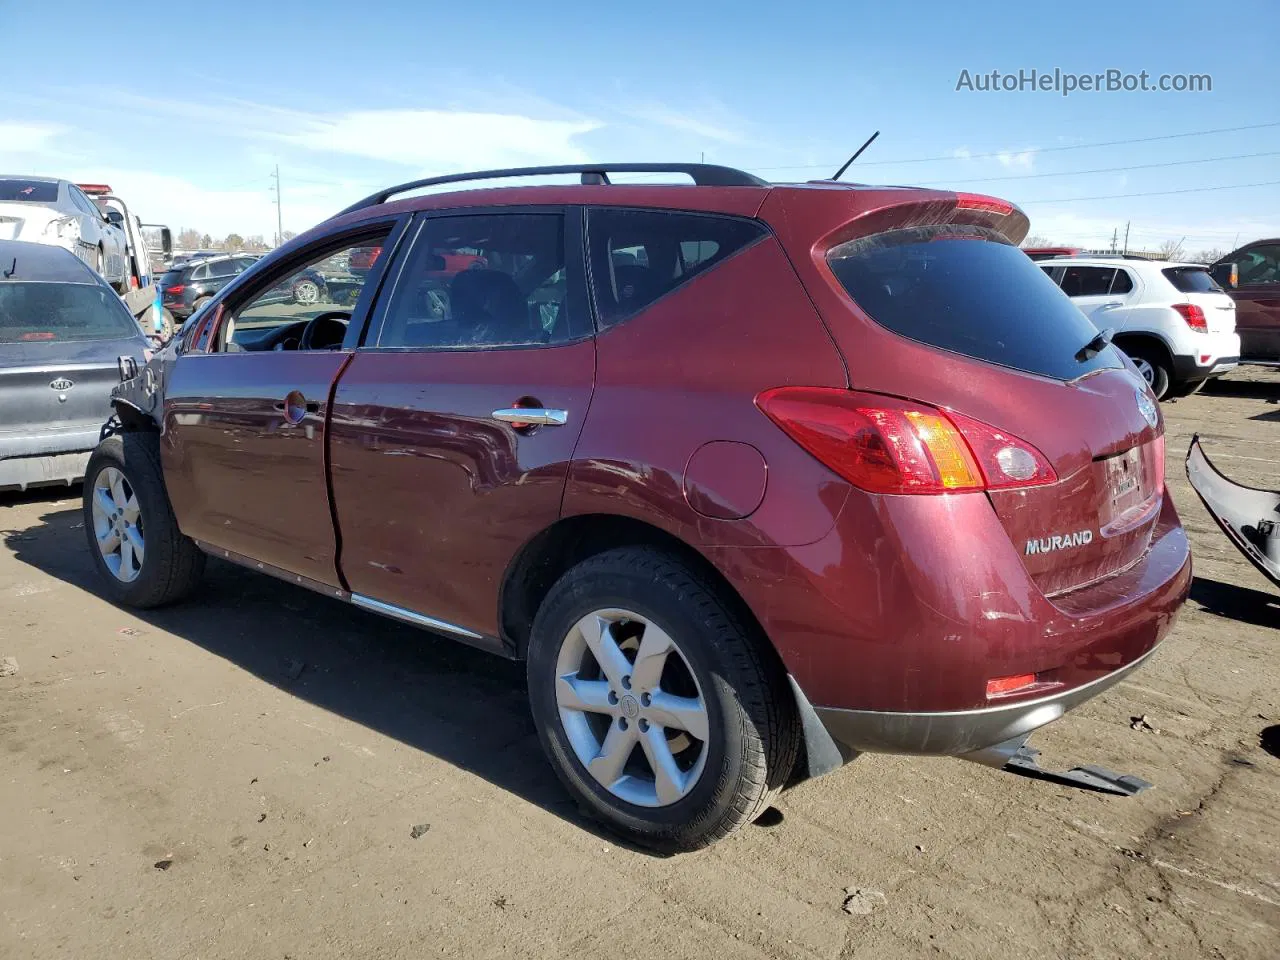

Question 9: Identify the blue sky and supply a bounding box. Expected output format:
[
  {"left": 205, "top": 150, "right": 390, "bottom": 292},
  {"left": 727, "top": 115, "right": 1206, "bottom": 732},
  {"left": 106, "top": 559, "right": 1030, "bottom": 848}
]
[{"left": 2, "top": 0, "right": 1275, "bottom": 255}]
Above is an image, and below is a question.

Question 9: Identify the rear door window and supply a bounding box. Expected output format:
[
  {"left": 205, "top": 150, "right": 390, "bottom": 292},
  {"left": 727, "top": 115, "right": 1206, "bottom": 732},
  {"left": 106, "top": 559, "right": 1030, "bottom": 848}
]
[
  {"left": 1060, "top": 266, "right": 1116, "bottom": 298},
  {"left": 587, "top": 208, "right": 765, "bottom": 328},
  {"left": 1161, "top": 267, "right": 1221, "bottom": 293},
  {"left": 1110, "top": 269, "right": 1134, "bottom": 294},
  {"left": 1232, "top": 244, "right": 1280, "bottom": 285},
  {"left": 826, "top": 225, "right": 1122, "bottom": 381}
]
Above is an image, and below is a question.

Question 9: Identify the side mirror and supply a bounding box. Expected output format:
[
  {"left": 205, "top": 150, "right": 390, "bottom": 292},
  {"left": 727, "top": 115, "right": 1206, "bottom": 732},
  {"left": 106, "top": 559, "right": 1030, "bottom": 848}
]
[
  {"left": 106, "top": 210, "right": 125, "bottom": 228},
  {"left": 1209, "top": 262, "right": 1237, "bottom": 289}
]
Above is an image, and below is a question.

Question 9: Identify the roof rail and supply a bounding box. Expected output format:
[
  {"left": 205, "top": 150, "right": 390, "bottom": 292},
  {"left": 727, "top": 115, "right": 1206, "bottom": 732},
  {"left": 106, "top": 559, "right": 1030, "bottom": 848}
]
[{"left": 335, "top": 163, "right": 768, "bottom": 217}]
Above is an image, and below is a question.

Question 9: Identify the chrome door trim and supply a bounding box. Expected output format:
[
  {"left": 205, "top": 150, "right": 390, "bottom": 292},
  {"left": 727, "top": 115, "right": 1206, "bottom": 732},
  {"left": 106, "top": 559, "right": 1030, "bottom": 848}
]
[{"left": 351, "top": 593, "right": 485, "bottom": 640}]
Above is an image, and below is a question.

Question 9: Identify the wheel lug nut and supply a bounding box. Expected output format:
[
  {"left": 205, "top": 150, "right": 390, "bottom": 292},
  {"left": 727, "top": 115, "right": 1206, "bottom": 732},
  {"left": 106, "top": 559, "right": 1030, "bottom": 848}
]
[
  {"left": 640, "top": 693, "right": 651, "bottom": 707},
  {"left": 608, "top": 691, "right": 618, "bottom": 705},
  {"left": 638, "top": 719, "right": 649, "bottom": 732},
  {"left": 621, "top": 675, "right": 632, "bottom": 690},
  {"left": 618, "top": 718, "right": 628, "bottom": 731}
]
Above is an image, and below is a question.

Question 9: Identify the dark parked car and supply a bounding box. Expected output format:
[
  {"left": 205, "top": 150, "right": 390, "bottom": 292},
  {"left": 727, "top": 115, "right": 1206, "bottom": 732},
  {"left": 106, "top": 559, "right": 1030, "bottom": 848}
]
[
  {"left": 85, "top": 164, "right": 1190, "bottom": 851},
  {"left": 161, "top": 255, "right": 326, "bottom": 319},
  {"left": 0, "top": 239, "right": 149, "bottom": 491},
  {"left": 1211, "top": 239, "right": 1280, "bottom": 364}
]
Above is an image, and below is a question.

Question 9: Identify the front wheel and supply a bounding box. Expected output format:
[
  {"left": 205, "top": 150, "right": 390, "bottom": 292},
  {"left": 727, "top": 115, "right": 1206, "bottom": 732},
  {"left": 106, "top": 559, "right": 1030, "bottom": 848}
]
[
  {"left": 527, "top": 547, "right": 798, "bottom": 852},
  {"left": 83, "top": 433, "right": 205, "bottom": 608}
]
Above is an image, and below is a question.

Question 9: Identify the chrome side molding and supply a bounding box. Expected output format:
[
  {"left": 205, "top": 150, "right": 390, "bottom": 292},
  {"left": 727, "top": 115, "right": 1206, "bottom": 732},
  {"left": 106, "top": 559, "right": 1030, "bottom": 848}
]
[{"left": 350, "top": 594, "right": 485, "bottom": 640}]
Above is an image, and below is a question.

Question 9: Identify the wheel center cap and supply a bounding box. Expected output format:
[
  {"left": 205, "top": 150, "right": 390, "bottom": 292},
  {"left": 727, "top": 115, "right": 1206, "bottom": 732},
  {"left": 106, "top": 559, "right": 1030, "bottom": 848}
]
[{"left": 620, "top": 694, "right": 640, "bottom": 719}]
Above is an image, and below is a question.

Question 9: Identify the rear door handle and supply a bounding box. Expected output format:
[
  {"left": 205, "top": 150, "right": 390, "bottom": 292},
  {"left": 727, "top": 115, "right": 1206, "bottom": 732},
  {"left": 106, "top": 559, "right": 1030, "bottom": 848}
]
[{"left": 492, "top": 408, "right": 568, "bottom": 426}]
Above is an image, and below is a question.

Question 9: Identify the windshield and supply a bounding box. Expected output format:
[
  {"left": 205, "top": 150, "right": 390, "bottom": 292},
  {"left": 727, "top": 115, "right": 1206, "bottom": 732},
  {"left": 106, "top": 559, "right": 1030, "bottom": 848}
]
[
  {"left": 0, "top": 179, "right": 59, "bottom": 203},
  {"left": 828, "top": 224, "right": 1123, "bottom": 381},
  {"left": 0, "top": 282, "right": 140, "bottom": 343}
]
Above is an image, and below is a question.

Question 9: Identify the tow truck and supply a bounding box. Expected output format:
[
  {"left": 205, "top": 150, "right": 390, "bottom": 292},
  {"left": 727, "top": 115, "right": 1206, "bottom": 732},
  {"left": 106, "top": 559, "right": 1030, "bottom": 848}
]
[{"left": 76, "top": 184, "right": 174, "bottom": 341}]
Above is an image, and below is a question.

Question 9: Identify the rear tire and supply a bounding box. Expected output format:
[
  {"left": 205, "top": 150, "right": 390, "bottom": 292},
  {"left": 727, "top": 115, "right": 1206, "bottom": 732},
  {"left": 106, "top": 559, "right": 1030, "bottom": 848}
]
[
  {"left": 82, "top": 433, "right": 205, "bottom": 609},
  {"left": 191, "top": 295, "right": 212, "bottom": 317},
  {"left": 1124, "top": 345, "right": 1172, "bottom": 401},
  {"left": 526, "top": 546, "right": 798, "bottom": 852}
]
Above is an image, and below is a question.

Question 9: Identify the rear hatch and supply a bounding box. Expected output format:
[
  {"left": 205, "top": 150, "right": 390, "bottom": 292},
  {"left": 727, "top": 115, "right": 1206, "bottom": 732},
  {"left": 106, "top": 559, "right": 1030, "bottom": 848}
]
[
  {"left": 1161, "top": 265, "right": 1236, "bottom": 334},
  {"left": 0, "top": 178, "right": 59, "bottom": 241},
  {"left": 0, "top": 281, "right": 143, "bottom": 454},
  {"left": 786, "top": 193, "right": 1165, "bottom": 598}
]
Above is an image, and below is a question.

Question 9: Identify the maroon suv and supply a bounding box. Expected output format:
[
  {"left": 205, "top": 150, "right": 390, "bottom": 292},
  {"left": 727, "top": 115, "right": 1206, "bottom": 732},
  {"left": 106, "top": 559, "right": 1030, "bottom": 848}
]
[{"left": 84, "top": 163, "right": 1191, "bottom": 851}]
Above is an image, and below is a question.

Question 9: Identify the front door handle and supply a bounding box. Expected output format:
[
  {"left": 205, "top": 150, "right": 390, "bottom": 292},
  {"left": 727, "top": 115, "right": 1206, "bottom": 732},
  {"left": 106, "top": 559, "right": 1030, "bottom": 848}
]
[{"left": 492, "top": 407, "right": 568, "bottom": 426}]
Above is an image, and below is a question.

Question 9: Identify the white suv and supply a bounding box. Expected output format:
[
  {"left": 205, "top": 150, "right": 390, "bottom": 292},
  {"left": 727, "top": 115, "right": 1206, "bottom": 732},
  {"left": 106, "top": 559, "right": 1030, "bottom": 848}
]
[{"left": 1039, "top": 256, "right": 1239, "bottom": 399}]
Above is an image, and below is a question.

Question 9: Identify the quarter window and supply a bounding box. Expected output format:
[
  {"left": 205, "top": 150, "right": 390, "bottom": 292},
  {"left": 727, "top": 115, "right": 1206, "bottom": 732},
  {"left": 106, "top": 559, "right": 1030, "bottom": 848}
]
[
  {"left": 587, "top": 208, "right": 766, "bottom": 328},
  {"left": 377, "top": 213, "right": 578, "bottom": 349},
  {"left": 1110, "top": 269, "right": 1134, "bottom": 294}
]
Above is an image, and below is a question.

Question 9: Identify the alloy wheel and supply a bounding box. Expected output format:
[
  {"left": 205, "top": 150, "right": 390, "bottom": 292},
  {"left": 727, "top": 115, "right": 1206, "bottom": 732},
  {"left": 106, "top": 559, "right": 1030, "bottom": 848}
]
[
  {"left": 91, "top": 467, "right": 144, "bottom": 583},
  {"left": 293, "top": 280, "right": 320, "bottom": 304},
  {"left": 554, "top": 608, "right": 709, "bottom": 808},
  {"left": 1132, "top": 357, "right": 1156, "bottom": 387}
]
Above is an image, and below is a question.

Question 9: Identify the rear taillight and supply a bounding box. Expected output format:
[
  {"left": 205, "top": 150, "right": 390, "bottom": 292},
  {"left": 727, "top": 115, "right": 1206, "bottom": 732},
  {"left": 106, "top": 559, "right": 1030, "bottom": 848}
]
[
  {"left": 164, "top": 284, "right": 184, "bottom": 294},
  {"left": 1172, "top": 303, "right": 1207, "bottom": 332},
  {"left": 755, "top": 387, "right": 1056, "bottom": 494}
]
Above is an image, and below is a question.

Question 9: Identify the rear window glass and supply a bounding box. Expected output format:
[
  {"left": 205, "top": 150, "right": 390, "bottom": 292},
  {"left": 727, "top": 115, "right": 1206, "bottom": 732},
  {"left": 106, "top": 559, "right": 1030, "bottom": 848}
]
[
  {"left": 827, "top": 225, "right": 1122, "bottom": 381},
  {"left": 160, "top": 269, "right": 185, "bottom": 288},
  {"left": 0, "top": 179, "right": 58, "bottom": 202},
  {"left": 587, "top": 208, "right": 765, "bottom": 328},
  {"left": 1162, "top": 267, "right": 1222, "bottom": 293},
  {"left": 0, "top": 282, "right": 139, "bottom": 343}
]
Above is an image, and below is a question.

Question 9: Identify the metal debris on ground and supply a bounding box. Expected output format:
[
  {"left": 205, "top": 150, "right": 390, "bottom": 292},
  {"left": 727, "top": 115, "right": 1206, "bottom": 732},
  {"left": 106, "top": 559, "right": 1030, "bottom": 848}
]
[
  {"left": 1130, "top": 715, "right": 1160, "bottom": 733},
  {"left": 0, "top": 657, "right": 17, "bottom": 677},
  {"left": 153, "top": 859, "right": 173, "bottom": 871},
  {"left": 410, "top": 823, "right": 431, "bottom": 839}
]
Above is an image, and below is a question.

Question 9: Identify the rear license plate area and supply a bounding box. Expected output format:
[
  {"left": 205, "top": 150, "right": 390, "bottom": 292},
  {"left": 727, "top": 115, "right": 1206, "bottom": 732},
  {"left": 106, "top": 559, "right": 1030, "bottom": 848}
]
[{"left": 1101, "top": 446, "right": 1148, "bottom": 523}]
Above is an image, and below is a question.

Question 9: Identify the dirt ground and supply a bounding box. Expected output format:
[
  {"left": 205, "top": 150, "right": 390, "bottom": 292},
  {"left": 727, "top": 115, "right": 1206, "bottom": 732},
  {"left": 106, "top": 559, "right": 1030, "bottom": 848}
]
[{"left": 1, "top": 369, "right": 1277, "bottom": 960}]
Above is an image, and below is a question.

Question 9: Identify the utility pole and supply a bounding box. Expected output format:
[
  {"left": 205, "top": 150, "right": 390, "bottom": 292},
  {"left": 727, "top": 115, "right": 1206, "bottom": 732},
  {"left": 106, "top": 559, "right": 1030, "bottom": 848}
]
[
  {"left": 1122, "top": 221, "right": 1130, "bottom": 257},
  {"left": 1110, "top": 228, "right": 1118, "bottom": 253},
  {"left": 271, "top": 165, "right": 284, "bottom": 247}
]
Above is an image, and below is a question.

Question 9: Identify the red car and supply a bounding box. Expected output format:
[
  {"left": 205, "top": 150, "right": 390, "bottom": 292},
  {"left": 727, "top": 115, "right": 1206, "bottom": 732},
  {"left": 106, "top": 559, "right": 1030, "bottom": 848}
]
[{"left": 85, "top": 163, "right": 1190, "bottom": 851}]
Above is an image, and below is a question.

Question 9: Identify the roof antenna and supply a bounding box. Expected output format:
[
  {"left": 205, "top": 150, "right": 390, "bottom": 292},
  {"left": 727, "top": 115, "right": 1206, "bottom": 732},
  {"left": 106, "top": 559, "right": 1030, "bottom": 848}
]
[
  {"left": 830, "top": 131, "right": 880, "bottom": 182},
  {"left": 2, "top": 257, "right": 14, "bottom": 279}
]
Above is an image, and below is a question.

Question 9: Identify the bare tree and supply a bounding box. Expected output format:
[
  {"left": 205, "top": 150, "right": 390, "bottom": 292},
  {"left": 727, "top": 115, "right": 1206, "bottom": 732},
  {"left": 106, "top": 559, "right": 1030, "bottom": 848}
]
[
  {"left": 176, "top": 228, "right": 202, "bottom": 250},
  {"left": 1191, "top": 247, "right": 1225, "bottom": 265},
  {"left": 1021, "top": 235, "right": 1057, "bottom": 248},
  {"left": 1156, "top": 238, "right": 1187, "bottom": 261}
]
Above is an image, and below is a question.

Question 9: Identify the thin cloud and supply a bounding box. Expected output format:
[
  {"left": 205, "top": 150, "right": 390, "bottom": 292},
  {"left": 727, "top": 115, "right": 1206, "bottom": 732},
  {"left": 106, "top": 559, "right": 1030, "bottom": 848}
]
[{"left": 996, "top": 149, "right": 1037, "bottom": 170}]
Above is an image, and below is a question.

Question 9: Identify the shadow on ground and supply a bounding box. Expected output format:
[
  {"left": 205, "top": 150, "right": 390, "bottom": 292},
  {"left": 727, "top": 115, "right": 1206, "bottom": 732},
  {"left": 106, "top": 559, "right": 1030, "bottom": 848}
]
[
  {"left": 1, "top": 496, "right": 675, "bottom": 855},
  {"left": 1201, "top": 377, "right": 1280, "bottom": 404},
  {"left": 1189, "top": 575, "right": 1280, "bottom": 630}
]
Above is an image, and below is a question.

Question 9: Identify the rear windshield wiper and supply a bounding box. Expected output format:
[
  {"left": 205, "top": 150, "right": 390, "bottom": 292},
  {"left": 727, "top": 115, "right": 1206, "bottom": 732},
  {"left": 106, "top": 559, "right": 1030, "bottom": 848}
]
[{"left": 1075, "top": 326, "right": 1114, "bottom": 362}]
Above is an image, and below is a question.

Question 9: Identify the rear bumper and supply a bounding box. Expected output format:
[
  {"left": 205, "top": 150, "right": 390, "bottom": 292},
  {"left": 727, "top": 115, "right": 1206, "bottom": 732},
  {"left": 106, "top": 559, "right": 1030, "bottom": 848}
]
[
  {"left": 711, "top": 486, "right": 1191, "bottom": 750},
  {"left": 814, "top": 644, "right": 1157, "bottom": 756},
  {"left": 1172, "top": 332, "right": 1242, "bottom": 381},
  {"left": 0, "top": 451, "right": 92, "bottom": 491}
]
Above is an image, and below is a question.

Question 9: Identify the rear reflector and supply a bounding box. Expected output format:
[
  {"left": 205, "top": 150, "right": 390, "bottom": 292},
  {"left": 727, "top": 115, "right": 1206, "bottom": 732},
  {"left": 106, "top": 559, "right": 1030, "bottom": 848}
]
[
  {"left": 756, "top": 387, "right": 1056, "bottom": 494},
  {"left": 986, "top": 674, "right": 1038, "bottom": 698},
  {"left": 955, "top": 192, "right": 1014, "bottom": 216},
  {"left": 1172, "top": 303, "right": 1207, "bottom": 332}
]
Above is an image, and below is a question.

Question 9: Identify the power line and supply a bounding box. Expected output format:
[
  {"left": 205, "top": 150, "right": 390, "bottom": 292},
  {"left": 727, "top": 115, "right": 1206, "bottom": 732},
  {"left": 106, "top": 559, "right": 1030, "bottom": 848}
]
[
  {"left": 916, "top": 150, "right": 1280, "bottom": 186},
  {"left": 749, "top": 120, "right": 1280, "bottom": 171},
  {"left": 1018, "top": 179, "right": 1280, "bottom": 204}
]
